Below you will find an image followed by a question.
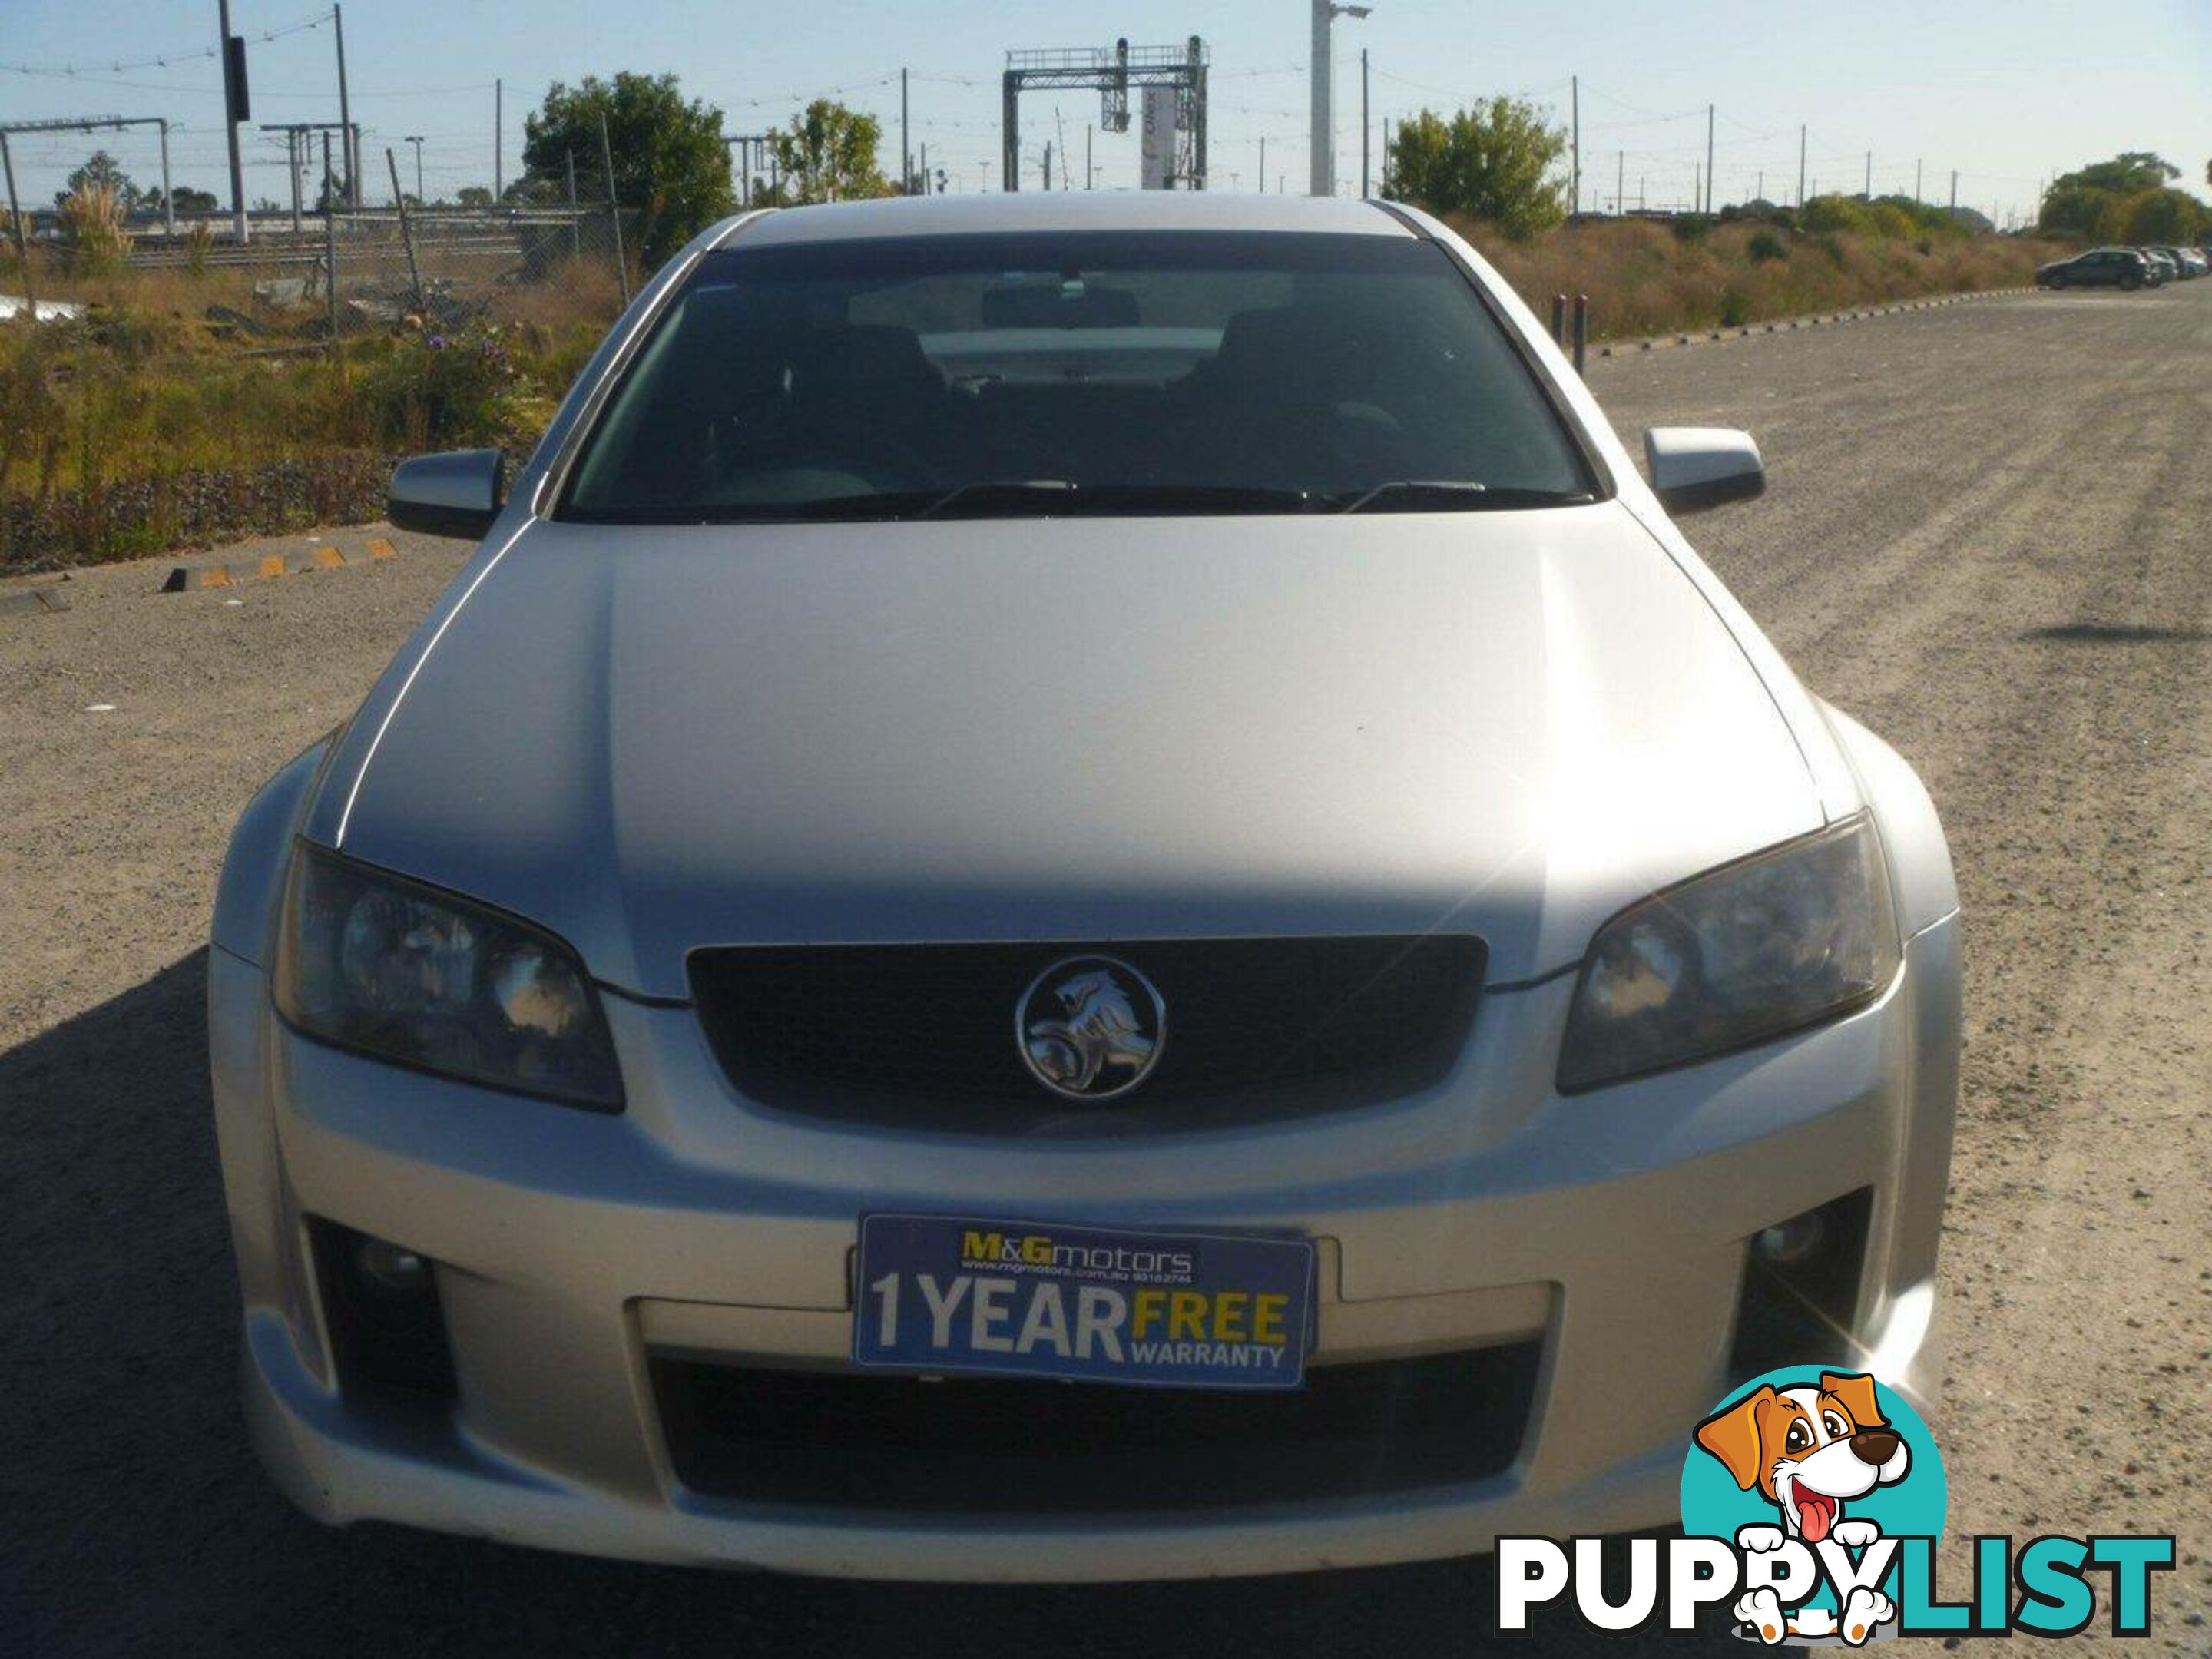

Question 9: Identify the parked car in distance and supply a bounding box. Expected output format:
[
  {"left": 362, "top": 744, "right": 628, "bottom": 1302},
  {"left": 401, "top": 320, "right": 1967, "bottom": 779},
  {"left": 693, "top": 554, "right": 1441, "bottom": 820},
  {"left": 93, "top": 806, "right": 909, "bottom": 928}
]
[
  {"left": 2139, "top": 248, "right": 2178, "bottom": 285},
  {"left": 2156, "top": 247, "right": 2201, "bottom": 279},
  {"left": 2187, "top": 249, "right": 2211, "bottom": 277},
  {"left": 210, "top": 191, "right": 1962, "bottom": 1581},
  {"left": 2037, "top": 247, "right": 2151, "bottom": 290}
]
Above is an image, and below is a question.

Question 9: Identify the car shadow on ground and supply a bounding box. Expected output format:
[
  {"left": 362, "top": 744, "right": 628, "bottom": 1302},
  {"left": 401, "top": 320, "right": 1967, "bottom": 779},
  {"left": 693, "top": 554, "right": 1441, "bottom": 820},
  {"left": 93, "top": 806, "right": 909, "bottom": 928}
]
[{"left": 0, "top": 952, "right": 1738, "bottom": 1658}]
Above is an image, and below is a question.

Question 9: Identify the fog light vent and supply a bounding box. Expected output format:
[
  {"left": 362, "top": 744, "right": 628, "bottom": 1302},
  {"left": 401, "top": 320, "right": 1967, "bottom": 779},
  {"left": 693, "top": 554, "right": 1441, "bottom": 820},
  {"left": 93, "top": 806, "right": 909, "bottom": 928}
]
[
  {"left": 309, "top": 1218, "right": 457, "bottom": 1399},
  {"left": 1727, "top": 1187, "right": 1873, "bottom": 1380}
]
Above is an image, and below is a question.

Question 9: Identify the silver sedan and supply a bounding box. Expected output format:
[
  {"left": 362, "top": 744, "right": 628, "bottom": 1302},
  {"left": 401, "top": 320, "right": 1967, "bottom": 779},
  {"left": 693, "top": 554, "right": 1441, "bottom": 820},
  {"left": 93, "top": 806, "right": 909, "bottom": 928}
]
[{"left": 209, "top": 192, "right": 1958, "bottom": 1580}]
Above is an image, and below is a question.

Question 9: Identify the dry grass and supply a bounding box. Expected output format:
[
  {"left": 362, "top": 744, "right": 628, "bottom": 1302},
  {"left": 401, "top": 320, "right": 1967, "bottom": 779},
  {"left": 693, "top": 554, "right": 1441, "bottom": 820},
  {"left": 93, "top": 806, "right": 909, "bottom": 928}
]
[
  {"left": 0, "top": 251, "right": 626, "bottom": 567},
  {"left": 1459, "top": 217, "right": 2066, "bottom": 341}
]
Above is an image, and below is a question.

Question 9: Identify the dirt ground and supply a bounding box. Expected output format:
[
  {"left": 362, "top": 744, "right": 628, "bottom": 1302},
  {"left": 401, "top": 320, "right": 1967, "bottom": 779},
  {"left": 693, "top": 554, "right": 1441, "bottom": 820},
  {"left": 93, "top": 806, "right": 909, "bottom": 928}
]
[{"left": 1, "top": 283, "right": 2206, "bottom": 1656}]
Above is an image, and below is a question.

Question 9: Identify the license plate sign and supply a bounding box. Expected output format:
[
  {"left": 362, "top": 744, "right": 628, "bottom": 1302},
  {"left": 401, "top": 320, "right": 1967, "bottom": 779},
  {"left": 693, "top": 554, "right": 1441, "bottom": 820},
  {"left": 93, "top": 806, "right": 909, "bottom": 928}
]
[{"left": 854, "top": 1214, "right": 1316, "bottom": 1390}]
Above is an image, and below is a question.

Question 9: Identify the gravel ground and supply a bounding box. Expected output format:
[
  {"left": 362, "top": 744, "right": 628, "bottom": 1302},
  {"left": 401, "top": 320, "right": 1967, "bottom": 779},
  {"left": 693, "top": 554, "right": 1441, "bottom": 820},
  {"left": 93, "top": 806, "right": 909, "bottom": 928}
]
[{"left": 2, "top": 284, "right": 2206, "bottom": 1657}]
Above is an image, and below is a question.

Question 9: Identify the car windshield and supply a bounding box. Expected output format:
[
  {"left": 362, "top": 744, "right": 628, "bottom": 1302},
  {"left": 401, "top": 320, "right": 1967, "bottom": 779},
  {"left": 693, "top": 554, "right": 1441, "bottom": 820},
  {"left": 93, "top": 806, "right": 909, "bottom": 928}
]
[{"left": 559, "top": 230, "right": 1598, "bottom": 522}]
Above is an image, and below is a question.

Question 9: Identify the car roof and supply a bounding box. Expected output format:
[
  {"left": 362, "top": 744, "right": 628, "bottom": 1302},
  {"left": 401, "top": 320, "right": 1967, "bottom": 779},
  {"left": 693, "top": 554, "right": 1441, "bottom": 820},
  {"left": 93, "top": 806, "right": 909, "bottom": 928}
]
[{"left": 724, "top": 190, "right": 1416, "bottom": 247}]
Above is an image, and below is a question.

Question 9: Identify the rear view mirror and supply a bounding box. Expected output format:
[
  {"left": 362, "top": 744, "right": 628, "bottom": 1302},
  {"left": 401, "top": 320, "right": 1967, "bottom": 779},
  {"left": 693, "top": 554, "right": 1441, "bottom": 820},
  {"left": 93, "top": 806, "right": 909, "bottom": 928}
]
[
  {"left": 388, "top": 449, "right": 506, "bottom": 541},
  {"left": 1644, "top": 427, "right": 1765, "bottom": 513}
]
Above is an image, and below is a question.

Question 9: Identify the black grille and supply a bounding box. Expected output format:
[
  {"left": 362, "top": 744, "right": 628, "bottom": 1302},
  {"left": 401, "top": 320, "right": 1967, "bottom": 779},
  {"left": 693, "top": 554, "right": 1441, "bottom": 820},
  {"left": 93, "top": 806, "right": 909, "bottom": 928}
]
[
  {"left": 652, "top": 1343, "right": 1540, "bottom": 1513},
  {"left": 687, "top": 935, "right": 1483, "bottom": 1126}
]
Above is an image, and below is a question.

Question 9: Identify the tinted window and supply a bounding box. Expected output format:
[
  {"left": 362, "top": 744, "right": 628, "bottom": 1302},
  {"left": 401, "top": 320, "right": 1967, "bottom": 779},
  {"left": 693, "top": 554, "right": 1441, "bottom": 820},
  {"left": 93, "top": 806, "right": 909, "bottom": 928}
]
[{"left": 561, "top": 231, "right": 1595, "bottom": 522}]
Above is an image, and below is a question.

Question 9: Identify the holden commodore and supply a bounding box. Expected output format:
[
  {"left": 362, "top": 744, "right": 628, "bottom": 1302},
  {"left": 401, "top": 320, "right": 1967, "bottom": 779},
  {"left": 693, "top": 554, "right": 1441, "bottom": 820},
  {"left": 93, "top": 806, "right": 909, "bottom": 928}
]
[{"left": 209, "top": 192, "right": 1959, "bottom": 1580}]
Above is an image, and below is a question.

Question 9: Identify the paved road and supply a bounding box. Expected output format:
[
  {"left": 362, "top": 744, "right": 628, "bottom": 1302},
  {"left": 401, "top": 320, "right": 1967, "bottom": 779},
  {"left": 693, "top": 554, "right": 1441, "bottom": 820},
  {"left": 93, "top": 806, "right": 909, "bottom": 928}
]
[{"left": 3, "top": 284, "right": 2207, "bottom": 1656}]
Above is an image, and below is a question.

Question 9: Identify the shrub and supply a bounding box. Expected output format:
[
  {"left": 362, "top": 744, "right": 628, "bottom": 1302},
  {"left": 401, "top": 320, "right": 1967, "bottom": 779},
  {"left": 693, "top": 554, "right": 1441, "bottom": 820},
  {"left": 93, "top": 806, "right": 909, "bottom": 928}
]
[
  {"left": 1748, "top": 230, "right": 1787, "bottom": 263},
  {"left": 1718, "top": 286, "right": 1751, "bottom": 327},
  {"left": 358, "top": 320, "right": 525, "bottom": 449},
  {"left": 58, "top": 181, "right": 131, "bottom": 276}
]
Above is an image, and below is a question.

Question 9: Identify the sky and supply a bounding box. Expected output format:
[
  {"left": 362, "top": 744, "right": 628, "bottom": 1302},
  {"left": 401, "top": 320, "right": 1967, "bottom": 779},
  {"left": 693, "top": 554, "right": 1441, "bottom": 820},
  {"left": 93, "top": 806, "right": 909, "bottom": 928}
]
[{"left": 3, "top": 0, "right": 2207, "bottom": 227}]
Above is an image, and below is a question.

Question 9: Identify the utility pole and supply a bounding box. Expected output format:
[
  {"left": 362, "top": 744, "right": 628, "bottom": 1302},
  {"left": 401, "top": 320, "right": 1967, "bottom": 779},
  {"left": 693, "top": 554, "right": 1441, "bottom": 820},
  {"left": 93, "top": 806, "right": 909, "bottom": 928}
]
[
  {"left": 1756, "top": 168, "right": 1763, "bottom": 204},
  {"left": 1916, "top": 157, "right": 1922, "bottom": 203},
  {"left": 1797, "top": 124, "right": 1806, "bottom": 208},
  {"left": 1949, "top": 169, "right": 1957, "bottom": 214},
  {"left": 1617, "top": 149, "right": 1624, "bottom": 216},
  {"left": 1570, "top": 75, "right": 1579, "bottom": 216},
  {"left": 1705, "top": 104, "right": 1714, "bottom": 212},
  {"left": 1694, "top": 163, "right": 1700, "bottom": 218},
  {"left": 1864, "top": 150, "right": 1872, "bottom": 200},
  {"left": 406, "top": 134, "right": 423, "bottom": 203},
  {"left": 1042, "top": 141, "right": 1051, "bottom": 192},
  {"left": 332, "top": 2, "right": 355, "bottom": 207},
  {"left": 218, "top": 0, "right": 250, "bottom": 240},
  {"left": 494, "top": 78, "right": 503, "bottom": 203},
  {"left": 901, "top": 68, "right": 910, "bottom": 194},
  {"left": 1359, "top": 48, "right": 1369, "bottom": 197},
  {"left": 157, "top": 118, "right": 174, "bottom": 237},
  {"left": 1084, "top": 127, "right": 1091, "bottom": 189}
]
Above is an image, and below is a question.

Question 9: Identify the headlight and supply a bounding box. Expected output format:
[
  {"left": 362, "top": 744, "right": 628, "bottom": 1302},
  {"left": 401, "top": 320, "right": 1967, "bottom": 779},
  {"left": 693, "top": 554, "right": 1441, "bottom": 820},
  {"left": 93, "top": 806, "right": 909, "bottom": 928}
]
[
  {"left": 1557, "top": 814, "right": 1900, "bottom": 1092},
  {"left": 274, "top": 844, "right": 623, "bottom": 1111}
]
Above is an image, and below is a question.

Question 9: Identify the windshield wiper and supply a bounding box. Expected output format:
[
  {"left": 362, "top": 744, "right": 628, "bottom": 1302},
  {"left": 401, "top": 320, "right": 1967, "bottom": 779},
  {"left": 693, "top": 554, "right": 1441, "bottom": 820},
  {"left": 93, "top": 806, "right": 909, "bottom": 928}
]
[
  {"left": 914, "top": 481, "right": 1326, "bottom": 519},
  {"left": 1333, "top": 480, "right": 1595, "bottom": 513},
  {"left": 914, "top": 478, "right": 1080, "bottom": 518}
]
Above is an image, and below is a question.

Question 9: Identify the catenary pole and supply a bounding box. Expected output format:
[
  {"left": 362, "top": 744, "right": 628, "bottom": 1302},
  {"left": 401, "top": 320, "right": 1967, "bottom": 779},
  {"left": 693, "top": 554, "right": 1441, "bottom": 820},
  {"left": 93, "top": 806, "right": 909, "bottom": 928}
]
[
  {"left": 1, "top": 133, "right": 30, "bottom": 298},
  {"left": 1705, "top": 104, "right": 1714, "bottom": 212},
  {"left": 321, "top": 132, "right": 337, "bottom": 345},
  {"left": 1797, "top": 124, "right": 1806, "bottom": 207}
]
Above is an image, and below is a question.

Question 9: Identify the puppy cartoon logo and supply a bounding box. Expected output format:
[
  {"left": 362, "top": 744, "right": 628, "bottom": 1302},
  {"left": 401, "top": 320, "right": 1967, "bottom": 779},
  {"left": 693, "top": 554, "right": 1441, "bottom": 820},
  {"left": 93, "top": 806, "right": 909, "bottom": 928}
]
[{"left": 1683, "top": 1368, "right": 1948, "bottom": 1647}]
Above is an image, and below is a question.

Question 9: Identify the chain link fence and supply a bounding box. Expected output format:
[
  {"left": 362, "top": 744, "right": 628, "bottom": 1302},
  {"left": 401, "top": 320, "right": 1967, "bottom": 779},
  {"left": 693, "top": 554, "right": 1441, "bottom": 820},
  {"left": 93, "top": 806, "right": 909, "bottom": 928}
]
[
  {"left": 65, "top": 200, "right": 641, "bottom": 342},
  {"left": 0, "top": 189, "right": 641, "bottom": 568}
]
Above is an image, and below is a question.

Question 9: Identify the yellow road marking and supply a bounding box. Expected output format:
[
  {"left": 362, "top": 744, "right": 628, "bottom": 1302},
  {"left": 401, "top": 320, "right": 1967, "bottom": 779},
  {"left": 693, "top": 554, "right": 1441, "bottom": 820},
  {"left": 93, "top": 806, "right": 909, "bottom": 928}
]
[
  {"left": 366, "top": 537, "right": 396, "bottom": 561},
  {"left": 258, "top": 555, "right": 286, "bottom": 579},
  {"left": 313, "top": 546, "right": 345, "bottom": 569}
]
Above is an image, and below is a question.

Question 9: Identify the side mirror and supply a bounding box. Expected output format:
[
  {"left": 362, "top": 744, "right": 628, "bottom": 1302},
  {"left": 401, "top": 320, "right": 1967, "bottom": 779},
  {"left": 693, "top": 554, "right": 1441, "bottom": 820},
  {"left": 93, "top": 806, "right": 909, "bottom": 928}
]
[
  {"left": 388, "top": 449, "right": 506, "bottom": 541},
  {"left": 1644, "top": 426, "right": 1765, "bottom": 514}
]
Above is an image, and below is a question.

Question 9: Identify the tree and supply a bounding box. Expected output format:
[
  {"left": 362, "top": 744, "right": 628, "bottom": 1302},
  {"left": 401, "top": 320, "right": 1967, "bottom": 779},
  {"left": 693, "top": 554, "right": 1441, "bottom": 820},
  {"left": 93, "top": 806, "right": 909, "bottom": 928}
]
[
  {"left": 1384, "top": 99, "right": 1567, "bottom": 239},
  {"left": 2038, "top": 153, "right": 2192, "bottom": 240},
  {"left": 2124, "top": 188, "right": 2208, "bottom": 245},
  {"left": 56, "top": 150, "right": 137, "bottom": 211},
  {"left": 521, "top": 71, "right": 734, "bottom": 266},
  {"left": 455, "top": 185, "right": 495, "bottom": 207},
  {"left": 145, "top": 184, "right": 219, "bottom": 214},
  {"left": 759, "top": 100, "right": 892, "bottom": 205}
]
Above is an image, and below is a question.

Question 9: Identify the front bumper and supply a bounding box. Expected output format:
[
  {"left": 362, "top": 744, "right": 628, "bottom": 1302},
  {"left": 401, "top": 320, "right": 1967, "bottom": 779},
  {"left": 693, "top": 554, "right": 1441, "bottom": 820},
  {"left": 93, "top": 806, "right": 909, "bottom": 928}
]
[{"left": 210, "top": 916, "right": 1958, "bottom": 1581}]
